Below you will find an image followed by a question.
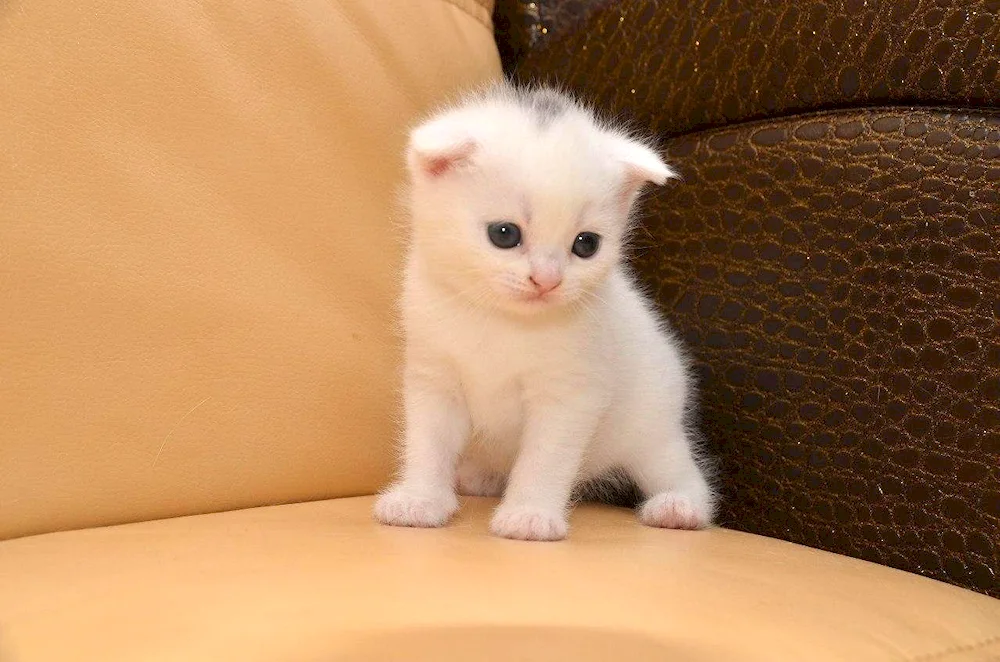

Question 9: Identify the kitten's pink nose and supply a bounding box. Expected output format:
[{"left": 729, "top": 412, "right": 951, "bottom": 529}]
[{"left": 529, "top": 271, "right": 562, "bottom": 294}]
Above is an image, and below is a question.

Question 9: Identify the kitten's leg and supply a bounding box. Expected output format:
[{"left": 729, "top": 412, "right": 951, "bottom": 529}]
[
  {"left": 631, "top": 425, "right": 715, "bottom": 530},
  {"left": 489, "top": 394, "right": 600, "bottom": 541},
  {"left": 373, "top": 367, "right": 469, "bottom": 528},
  {"left": 455, "top": 454, "right": 506, "bottom": 497}
]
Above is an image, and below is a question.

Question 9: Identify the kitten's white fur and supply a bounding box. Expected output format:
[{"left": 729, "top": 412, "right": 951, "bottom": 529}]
[{"left": 374, "top": 84, "right": 715, "bottom": 541}]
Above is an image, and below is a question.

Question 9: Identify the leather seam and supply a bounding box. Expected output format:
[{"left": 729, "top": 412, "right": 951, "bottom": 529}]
[
  {"left": 438, "top": 0, "right": 493, "bottom": 31},
  {"left": 903, "top": 635, "right": 1000, "bottom": 662},
  {"left": 665, "top": 104, "right": 1000, "bottom": 143}
]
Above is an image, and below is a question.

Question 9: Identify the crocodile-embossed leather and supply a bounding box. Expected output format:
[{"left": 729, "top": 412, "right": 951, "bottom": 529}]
[
  {"left": 630, "top": 109, "right": 1000, "bottom": 597},
  {"left": 493, "top": 0, "right": 609, "bottom": 74},
  {"left": 516, "top": 0, "right": 1000, "bottom": 137},
  {"left": 494, "top": 0, "right": 542, "bottom": 74}
]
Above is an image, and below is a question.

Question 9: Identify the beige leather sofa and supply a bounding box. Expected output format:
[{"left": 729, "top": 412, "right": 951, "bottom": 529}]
[{"left": 2, "top": 1, "right": 999, "bottom": 660}]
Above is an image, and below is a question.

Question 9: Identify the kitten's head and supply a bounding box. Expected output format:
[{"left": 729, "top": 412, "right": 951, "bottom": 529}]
[{"left": 406, "top": 85, "right": 676, "bottom": 317}]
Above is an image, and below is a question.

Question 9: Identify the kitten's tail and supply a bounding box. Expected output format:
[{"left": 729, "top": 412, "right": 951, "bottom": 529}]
[{"left": 573, "top": 467, "right": 643, "bottom": 508}]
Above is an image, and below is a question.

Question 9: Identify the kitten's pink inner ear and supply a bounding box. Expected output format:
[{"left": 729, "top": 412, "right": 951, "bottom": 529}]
[{"left": 408, "top": 125, "right": 477, "bottom": 178}]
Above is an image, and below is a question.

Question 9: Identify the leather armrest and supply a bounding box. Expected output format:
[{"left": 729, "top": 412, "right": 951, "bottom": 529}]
[{"left": 514, "top": 0, "right": 1000, "bottom": 137}]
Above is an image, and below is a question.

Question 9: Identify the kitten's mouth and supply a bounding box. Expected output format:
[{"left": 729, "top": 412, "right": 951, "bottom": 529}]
[
  {"left": 519, "top": 290, "right": 554, "bottom": 303},
  {"left": 512, "top": 290, "right": 562, "bottom": 308}
]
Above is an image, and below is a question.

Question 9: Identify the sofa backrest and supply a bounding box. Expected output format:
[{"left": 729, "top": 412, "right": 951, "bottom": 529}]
[{"left": 0, "top": 0, "right": 500, "bottom": 539}]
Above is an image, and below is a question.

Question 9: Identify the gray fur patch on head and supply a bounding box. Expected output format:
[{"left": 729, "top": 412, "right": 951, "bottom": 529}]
[{"left": 524, "top": 88, "right": 574, "bottom": 129}]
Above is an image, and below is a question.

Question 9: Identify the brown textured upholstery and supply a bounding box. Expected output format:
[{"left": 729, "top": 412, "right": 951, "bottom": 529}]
[
  {"left": 493, "top": 0, "right": 608, "bottom": 74},
  {"left": 493, "top": 0, "right": 539, "bottom": 72},
  {"left": 636, "top": 108, "right": 1000, "bottom": 598},
  {"left": 507, "top": 0, "right": 1000, "bottom": 597},
  {"left": 516, "top": 0, "right": 1000, "bottom": 137}
]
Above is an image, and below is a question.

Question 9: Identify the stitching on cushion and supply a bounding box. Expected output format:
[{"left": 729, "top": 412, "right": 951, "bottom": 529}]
[
  {"left": 438, "top": 0, "right": 493, "bottom": 31},
  {"left": 903, "top": 635, "right": 1000, "bottom": 662}
]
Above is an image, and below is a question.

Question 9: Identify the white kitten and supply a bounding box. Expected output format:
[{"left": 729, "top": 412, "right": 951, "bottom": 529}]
[{"left": 374, "top": 84, "right": 715, "bottom": 541}]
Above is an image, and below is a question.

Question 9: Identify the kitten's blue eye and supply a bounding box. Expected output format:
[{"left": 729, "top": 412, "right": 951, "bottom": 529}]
[
  {"left": 572, "top": 232, "right": 601, "bottom": 258},
  {"left": 487, "top": 222, "right": 522, "bottom": 249}
]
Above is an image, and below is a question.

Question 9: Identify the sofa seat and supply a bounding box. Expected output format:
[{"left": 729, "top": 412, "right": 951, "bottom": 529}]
[{"left": 2, "top": 497, "right": 998, "bottom": 662}]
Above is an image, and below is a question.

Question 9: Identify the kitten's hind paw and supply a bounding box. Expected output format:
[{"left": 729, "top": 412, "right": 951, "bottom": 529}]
[
  {"left": 490, "top": 504, "right": 568, "bottom": 541},
  {"left": 373, "top": 487, "right": 458, "bottom": 528},
  {"left": 638, "top": 491, "right": 711, "bottom": 530}
]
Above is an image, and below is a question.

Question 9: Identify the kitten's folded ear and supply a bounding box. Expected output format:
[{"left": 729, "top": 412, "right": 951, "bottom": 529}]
[
  {"left": 616, "top": 138, "right": 679, "bottom": 188},
  {"left": 407, "top": 117, "right": 478, "bottom": 179},
  {"left": 609, "top": 137, "right": 678, "bottom": 212}
]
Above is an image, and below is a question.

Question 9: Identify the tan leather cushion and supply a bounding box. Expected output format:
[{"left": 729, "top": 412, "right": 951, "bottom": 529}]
[
  {"left": 1, "top": 497, "right": 998, "bottom": 662},
  {"left": 0, "top": 0, "right": 499, "bottom": 539}
]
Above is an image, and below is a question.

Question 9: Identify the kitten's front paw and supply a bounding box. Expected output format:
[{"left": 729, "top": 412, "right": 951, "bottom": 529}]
[
  {"left": 490, "top": 504, "right": 568, "bottom": 541},
  {"left": 638, "top": 491, "right": 711, "bottom": 530},
  {"left": 373, "top": 487, "right": 458, "bottom": 528}
]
